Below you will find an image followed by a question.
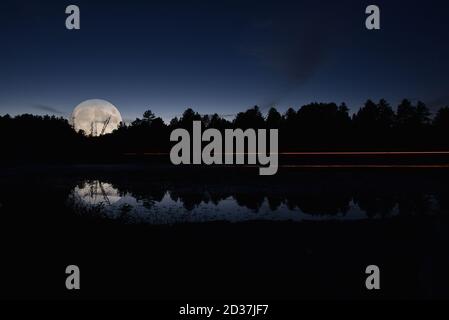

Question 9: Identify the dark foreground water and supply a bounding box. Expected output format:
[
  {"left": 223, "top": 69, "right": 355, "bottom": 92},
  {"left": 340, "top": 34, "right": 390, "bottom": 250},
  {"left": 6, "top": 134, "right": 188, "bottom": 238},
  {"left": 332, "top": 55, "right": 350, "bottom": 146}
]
[{"left": 0, "top": 165, "right": 448, "bottom": 299}]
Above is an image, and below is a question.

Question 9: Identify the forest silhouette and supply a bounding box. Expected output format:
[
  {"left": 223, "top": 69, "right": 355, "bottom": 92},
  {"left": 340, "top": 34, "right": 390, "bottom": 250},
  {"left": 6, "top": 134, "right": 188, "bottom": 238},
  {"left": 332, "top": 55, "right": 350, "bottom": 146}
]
[{"left": 2, "top": 98, "right": 449, "bottom": 162}]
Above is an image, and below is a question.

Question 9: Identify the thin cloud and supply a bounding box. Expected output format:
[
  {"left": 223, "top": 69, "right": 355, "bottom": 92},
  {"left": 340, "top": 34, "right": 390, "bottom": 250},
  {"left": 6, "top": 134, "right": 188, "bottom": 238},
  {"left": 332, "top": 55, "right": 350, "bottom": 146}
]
[
  {"left": 240, "top": 2, "right": 353, "bottom": 111},
  {"left": 33, "top": 104, "right": 65, "bottom": 115}
]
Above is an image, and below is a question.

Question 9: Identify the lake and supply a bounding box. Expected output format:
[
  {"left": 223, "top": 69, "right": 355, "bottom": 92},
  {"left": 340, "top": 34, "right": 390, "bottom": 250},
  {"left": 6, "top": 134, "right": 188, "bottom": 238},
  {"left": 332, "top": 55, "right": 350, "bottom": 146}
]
[
  {"left": 64, "top": 165, "right": 447, "bottom": 224},
  {"left": 1, "top": 164, "right": 448, "bottom": 299}
]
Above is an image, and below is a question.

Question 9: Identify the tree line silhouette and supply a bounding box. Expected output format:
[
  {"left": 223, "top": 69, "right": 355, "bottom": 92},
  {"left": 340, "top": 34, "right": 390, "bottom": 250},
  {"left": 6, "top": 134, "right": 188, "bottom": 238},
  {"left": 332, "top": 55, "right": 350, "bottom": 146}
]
[{"left": 2, "top": 98, "right": 449, "bottom": 161}]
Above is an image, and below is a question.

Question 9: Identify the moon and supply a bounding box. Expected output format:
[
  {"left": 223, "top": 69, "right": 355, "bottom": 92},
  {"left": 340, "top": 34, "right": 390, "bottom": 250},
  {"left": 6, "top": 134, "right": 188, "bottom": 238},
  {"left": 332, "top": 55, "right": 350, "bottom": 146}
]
[{"left": 71, "top": 99, "right": 122, "bottom": 136}]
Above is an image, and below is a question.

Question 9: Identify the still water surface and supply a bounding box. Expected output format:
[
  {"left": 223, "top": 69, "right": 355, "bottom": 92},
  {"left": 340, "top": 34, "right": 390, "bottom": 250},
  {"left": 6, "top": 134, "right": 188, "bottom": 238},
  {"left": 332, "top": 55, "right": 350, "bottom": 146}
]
[{"left": 68, "top": 179, "right": 443, "bottom": 224}]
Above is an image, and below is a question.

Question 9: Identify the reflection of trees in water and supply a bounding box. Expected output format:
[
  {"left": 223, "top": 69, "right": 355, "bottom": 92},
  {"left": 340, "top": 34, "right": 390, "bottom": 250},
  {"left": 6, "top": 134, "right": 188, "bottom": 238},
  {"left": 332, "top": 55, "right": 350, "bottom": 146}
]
[
  {"left": 397, "top": 194, "right": 435, "bottom": 216},
  {"left": 285, "top": 193, "right": 351, "bottom": 216},
  {"left": 353, "top": 193, "right": 397, "bottom": 218},
  {"left": 169, "top": 190, "right": 210, "bottom": 211},
  {"left": 165, "top": 189, "right": 439, "bottom": 217},
  {"left": 75, "top": 174, "right": 449, "bottom": 218},
  {"left": 354, "top": 192, "right": 440, "bottom": 218},
  {"left": 233, "top": 193, "right": 265, "bottom": 212},
  {"left": 267, "top": 196, "right": 283, "bottom": 211}
]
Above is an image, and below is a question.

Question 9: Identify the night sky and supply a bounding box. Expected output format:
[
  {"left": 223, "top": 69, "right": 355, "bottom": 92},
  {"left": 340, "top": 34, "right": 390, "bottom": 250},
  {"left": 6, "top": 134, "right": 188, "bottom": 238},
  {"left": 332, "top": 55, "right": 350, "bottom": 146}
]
[{"left": 1, "top": 0, "right": 449, "bottom": 122}]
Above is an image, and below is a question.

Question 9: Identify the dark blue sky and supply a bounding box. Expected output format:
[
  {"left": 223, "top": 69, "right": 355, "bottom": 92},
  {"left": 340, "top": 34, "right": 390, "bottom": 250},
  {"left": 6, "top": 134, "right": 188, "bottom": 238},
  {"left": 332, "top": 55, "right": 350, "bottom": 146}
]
[{"left": 1, "top": 0, "right": 449, "bottom": 122}]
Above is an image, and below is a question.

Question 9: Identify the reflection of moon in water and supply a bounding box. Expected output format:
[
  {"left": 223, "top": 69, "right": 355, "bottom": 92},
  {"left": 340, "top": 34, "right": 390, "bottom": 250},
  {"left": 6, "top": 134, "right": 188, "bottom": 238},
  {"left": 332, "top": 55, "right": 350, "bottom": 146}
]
[
  {"left": 72, "top": 99, "right": 122, "bottom": 136},
  {"left": 75, "top": 181, "right": 122, "bottom": 206}
]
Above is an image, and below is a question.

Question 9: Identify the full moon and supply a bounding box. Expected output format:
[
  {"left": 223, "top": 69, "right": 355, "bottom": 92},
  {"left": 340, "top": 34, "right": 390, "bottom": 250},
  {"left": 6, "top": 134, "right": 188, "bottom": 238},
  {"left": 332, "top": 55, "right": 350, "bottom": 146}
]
[{"left": 71, "top": 99, "right": 123, "bottom": 136}]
